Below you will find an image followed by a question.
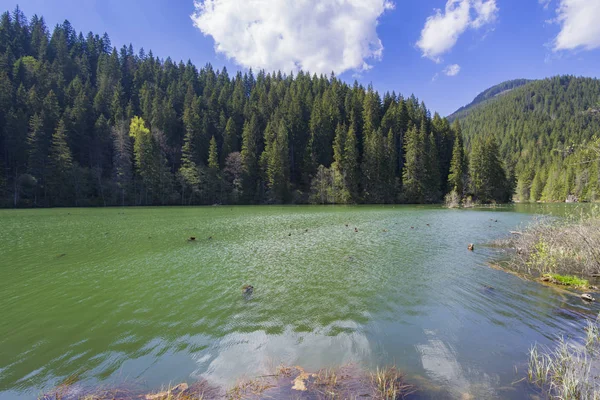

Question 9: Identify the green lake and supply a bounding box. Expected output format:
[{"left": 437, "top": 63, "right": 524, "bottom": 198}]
[{"left": 0, "top": 204, "right": 598, "bottom": 399}]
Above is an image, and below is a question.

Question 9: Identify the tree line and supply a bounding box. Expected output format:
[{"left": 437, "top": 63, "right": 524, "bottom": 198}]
[{"left": 0, "top": 7, "right": 512, "bottom": 207}]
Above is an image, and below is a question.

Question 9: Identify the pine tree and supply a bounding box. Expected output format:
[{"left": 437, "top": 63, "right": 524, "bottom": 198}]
[
  {"left": 130, "top": 116, "right": 161, "bottom": 204},
  {"left": 241, "top": 115, "right": 260, "bottom": 202},
  {"left": 330, "top": 124, "right": 349, "bottom": 203},
  {"left": 48, "top": 119, "right": 74, "bottom": 204},
  {"left": 178, "top": 124, "right": 201, "bottom": 204},
  {"left": 112, "top": 121, "right": 132, "bottom": 205},
  {"left": 402, "top": 124, "right": 425, "bottom": 203},
  {"left": 266, "top": 121, "right": 290, "bottom": 203},
  {"left": 469, "top": 136, "right": 510, "bottom": 203},
  {"left": 208, "top": 136, "right": 219, "bottom": 170},
  {"left": 26, "top": 113, "right": 45, "bottom": 203},
  {"left": 447, "top": 122, "right": 466, "bottom": 198},
  {"left": 221, "top": 117, "right": 238, "bottom": 164},
  {"left": 424, "top": 132, "right": 441, "bottom": 203},
  {"left": 385, "top": 128, "right": 398, "bottom": 202},
  {"left": 343, "top": 123, "right": 360, "bottom": 203}
]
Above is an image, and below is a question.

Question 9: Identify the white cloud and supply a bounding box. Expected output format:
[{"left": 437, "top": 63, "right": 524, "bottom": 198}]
[
  {"left": 443, "top": 64, "right": 461, "bottom": 76},
  {"left": 191, "top": 0, "right": 394, "bottom": 75},
  {"left": 553, "top": 0, "right": 600, "bottom": 51},
  {"left": 416, "top": 0, "right": 498, "bottom": 62},
  {"left": 539, "top": 0, "right": 552, "bottom": 10}
]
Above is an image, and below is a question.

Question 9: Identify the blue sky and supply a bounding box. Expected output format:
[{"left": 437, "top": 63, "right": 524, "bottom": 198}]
[{"left": 2, "top": 0, "right": 600, "bottom": 116}]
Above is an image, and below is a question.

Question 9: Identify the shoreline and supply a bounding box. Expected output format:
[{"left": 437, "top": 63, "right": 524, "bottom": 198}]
[{"left": 40, "top": 365, "right": 415, "bottom": 400}]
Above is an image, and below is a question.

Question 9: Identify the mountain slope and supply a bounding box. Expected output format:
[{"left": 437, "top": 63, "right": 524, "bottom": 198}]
[
  {"left": 456, "top": 75, "right": 600, "bottom": 202},
  {"left": 449, "top": 79, "right": 532, "bottom": 121}
]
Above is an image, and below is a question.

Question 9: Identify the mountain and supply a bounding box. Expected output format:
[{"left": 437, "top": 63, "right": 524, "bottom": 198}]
[
  {"left": 448, "top": 79, "right": 532, "bottom": 121},
  {"left": 455, "top": 75, "right": 600, "bottom": 202}
]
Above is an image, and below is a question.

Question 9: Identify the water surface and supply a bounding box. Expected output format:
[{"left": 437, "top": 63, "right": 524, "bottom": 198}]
[{"left": 0, "top": 205, "right": 598, "bottom": 399}]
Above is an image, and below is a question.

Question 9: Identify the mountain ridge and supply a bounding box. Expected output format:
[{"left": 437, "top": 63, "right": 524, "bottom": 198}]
[{"left": 448, "top": 78, "right": 532, "bottom": 121}]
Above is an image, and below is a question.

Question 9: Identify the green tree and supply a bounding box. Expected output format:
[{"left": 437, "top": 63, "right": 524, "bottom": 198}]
[
  {"left": 469, "top": 137, "right": 510, "bottom": 203},
  {"left": 112, "top": 121, "right": 133, "bottom": 205},
  {"left": 240, "top": 115, "right": 260, "bottom": 202},
  {"left": 48, "top": 119, "right": 74, "bottom": 204},
  {"left": 266, "top": 121, "right": 290, "bottom": 203},
  {"left": 130, "top": 116, "right": 162, "bottom": 204},
  {"left": 447, "top": 122, "right": 466, "bottom": 198},
  {"left": 402, "top": 124, "right": 425, "bottom": 203}
]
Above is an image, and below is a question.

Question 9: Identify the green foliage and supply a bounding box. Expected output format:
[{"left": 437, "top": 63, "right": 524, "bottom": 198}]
[
  {"left": 447, "top": 121, "right": 466, "bottom": 197},
  {"left": 208, "top": 136, "right": 219, "bottom": 170},
  {"left": 459, "top": 76, "right": 600, "bottom": 203},
  {"left": 545, "top": 274, "right": 589, "bottom": 288},
  {"left": 48, "top": 119, "right": 74, "bottom": 204},
  {"left": 527, "top": 239, "right": 558, "bottom": 274},
  {"left": 468, "top": 136, "right": 511, "bottom": 203},
  {"left": 402, "top": 124, "right": 425, "bottom": 203},
  {"left": 0, "top": 8, "right": 506, "bottom": 206}
]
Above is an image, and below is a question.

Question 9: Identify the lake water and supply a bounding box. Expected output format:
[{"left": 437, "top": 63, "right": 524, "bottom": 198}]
[{"left": 0, "top": 204, "right": 598, "bottom": 399}]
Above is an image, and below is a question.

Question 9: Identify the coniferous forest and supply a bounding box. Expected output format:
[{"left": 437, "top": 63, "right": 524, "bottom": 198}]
[
  {"left": 0, "top": 7, "right": 522, "bottom": 207},
  {"left": 457, "top": 76, "right": 600, "bottom": 203}
]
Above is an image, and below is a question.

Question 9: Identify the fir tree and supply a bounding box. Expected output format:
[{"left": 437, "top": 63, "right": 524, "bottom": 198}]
[
  {"left": 48, "top": 119, "right": 74, "bottom": 204},
  {"left": 447, "top": 121, "right": 466, "bottom": 198}
]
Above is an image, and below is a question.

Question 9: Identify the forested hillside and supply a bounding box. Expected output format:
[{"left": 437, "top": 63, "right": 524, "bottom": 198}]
[
  {"left": 458, "top": 76, "right": 600, "bottom": 202},
  {"left": 0, "top": 8, "right": 511, "bottom": 207},
  {"left": 449, "top": 79, "right": 531, "bottom": 121}
]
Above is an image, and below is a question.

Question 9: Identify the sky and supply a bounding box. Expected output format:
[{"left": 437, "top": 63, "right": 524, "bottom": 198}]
[{"left": 2, "top": 0, "right": 600, "bottom": 116}]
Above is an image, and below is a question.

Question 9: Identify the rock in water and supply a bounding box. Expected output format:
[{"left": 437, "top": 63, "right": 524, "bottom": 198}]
[{"left": 581, "top": 293, "right": 595, "bottom": 302}]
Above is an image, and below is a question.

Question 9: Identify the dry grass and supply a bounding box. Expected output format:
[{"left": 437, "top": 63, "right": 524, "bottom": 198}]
[
  {"left": 314, "top": 368, "right": 340, "bottom": 399},
  {"left": 527, "top": 313, "right": 600, "bottom": 399},
  {"left": 226, "top": 377, "right": 274, "bottom": 400},
  {"left": 370, "top": 367, "right": 414, "bottom": 400},
  {"left": 40, "top": 380, "right": 216, "bottom": 400},
  {"left": 496, "top": 210, "right": 600, "bottom": 278},
  {"left": 40, "top": 365, "right": 416, "bottom": 400}
]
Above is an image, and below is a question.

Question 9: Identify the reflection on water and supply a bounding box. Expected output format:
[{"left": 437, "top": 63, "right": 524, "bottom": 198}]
[
  {"left": 0, "top": 204, "right": 599, "bottom": 399},
  {"left": 417, "top": 330, "right": 500, "bottom": 399},
  {"left": 197, "top": 327, "right": 371, "bottom": 387}
]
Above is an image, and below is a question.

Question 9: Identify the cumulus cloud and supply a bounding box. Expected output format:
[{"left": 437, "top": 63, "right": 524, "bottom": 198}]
[
  {"left": 416, "top": 0, "right": 498, "bottom": 62},
  {"left": 443, "top": 64, "right": 461, "bottom": 76},
  {"left": 191, "top": 0, "right": 394, "bottom": 75},
  {"left": 553, "top": 0, "right": 600, "bottom": 51}
]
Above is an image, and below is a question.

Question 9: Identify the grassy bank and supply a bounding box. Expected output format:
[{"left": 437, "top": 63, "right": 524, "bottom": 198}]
[
  {"left": 40, "top": 365, "right": 414, "bottom": 400},
  {"left": 496, "top": 208, "right": 600, "bottom": 288}
]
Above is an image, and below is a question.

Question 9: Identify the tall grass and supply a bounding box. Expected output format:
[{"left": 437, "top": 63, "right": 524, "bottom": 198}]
[
  {"left": 370, "top": 367, "right": 414, "bottom": 400},
  {"left": 527, "top": 313, "right": 600, "bottom": 399}
]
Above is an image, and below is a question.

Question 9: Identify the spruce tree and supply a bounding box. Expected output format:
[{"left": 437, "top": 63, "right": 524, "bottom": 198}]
[
  {"left": 343, "top": 123, "right": 360, "bottom": 203},
  {"left": 402, "top": 124, "right": 424, "bottom": 203},
  {"left": 208, "top": 135, "right": 219, "bottom": 170},
  {"left": 447, "top": 123, "right": 466, "bottom": 198},
  {"left": 266, "top": 121, "right": 290, "bottom": 203},
  {"left": 425, "top": 131, "right": 440, "bottom": 203},
  {"left": 48, "top": 119, "right": 74, "bottom": 204},
  {"left": 240, "top": 115, "right": 260, "bottom": 202}
]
